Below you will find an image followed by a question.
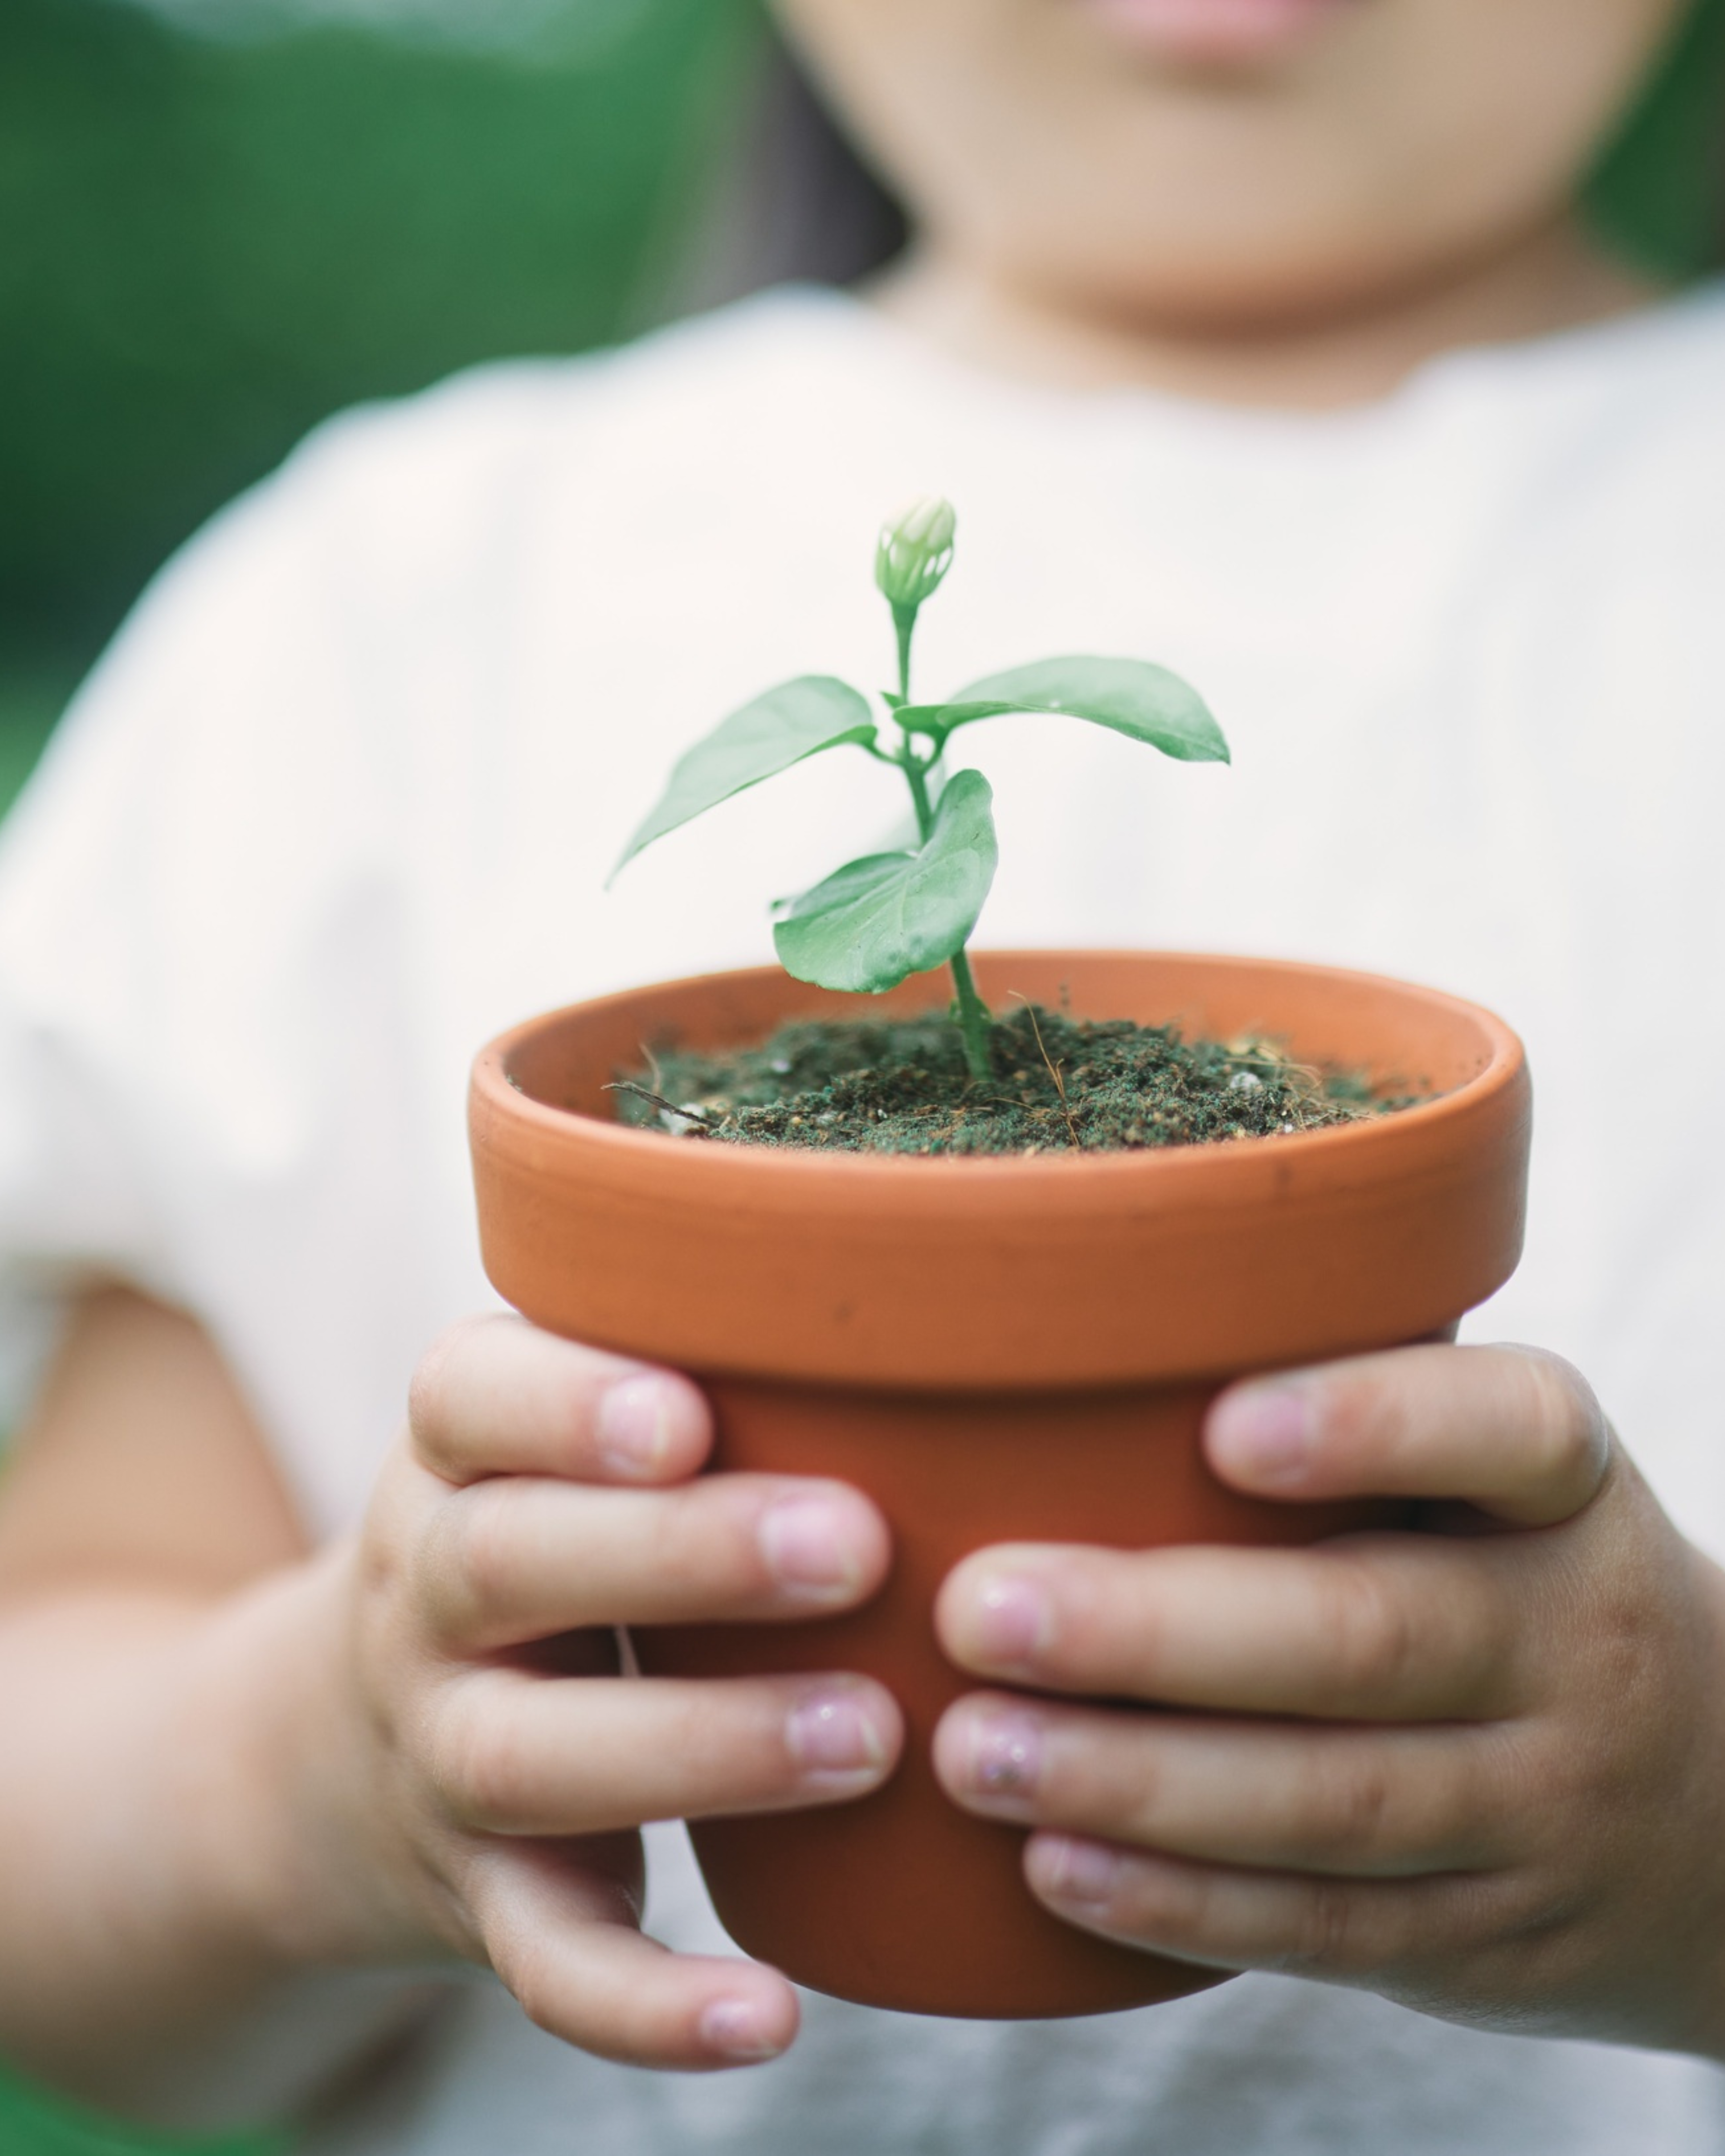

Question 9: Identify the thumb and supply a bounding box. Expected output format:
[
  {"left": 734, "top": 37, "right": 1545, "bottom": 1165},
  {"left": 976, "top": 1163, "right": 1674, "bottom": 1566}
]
[{"left": 1203, "top": 1343, "right": 1612, "bottom": 1527}]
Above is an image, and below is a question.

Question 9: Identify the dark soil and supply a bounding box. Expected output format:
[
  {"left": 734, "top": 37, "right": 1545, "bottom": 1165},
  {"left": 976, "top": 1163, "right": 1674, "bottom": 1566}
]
[{"left": 611, "top": 1004, "right": 1423, "bottom": 1157}]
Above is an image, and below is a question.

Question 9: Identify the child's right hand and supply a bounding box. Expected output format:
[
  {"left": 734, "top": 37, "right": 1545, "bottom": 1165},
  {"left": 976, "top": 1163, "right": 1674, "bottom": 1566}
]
[{"left": 313, "top": 1313, "right": 899, "bottom": 2070}]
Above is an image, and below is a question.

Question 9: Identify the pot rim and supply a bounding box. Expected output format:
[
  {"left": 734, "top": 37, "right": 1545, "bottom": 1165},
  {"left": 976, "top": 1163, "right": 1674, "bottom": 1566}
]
[
  {"left": 472, "top": 946, "right": 1525, "bottom": 1190},
  {"left": 470, "top": 949, "right": 1531, "bottom": 1385}
]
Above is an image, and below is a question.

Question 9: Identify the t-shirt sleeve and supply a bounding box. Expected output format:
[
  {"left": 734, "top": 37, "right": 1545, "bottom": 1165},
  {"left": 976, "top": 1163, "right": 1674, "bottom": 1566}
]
[
  {"left": 0, "top": 353, "right": 617, "bottom": 1526},
  {"left": 0, "top": 359, "right": 516, "bottom": 1514},
  {"left": 0, "top": 436, "right": 362, "bottom": 1440}
]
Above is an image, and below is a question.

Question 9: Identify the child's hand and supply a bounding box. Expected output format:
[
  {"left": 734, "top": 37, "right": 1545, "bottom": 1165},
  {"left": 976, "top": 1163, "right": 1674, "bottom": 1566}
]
[
  {"left": 932, "top": 1343, "right": 1725, "bottom": 2055},
  {"left": 322, "top": 1315, "right": 898, "bottom": 2071}
]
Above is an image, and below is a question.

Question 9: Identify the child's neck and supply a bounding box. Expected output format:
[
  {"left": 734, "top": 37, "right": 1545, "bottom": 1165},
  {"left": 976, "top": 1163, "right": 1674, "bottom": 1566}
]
[{"left": 871, "top": 214, "right": 1663, "bottom": 411}]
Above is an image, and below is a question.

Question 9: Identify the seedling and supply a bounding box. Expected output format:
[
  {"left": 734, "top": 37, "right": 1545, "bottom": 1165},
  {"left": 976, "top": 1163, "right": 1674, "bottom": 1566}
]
[{"left": 610, "top": 498, "right": 1229, "bottom": 1080}]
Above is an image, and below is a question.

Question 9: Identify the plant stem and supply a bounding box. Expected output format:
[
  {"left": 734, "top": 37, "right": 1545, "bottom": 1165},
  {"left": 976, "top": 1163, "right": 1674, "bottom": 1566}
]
[
  {"left": 891, "top": 595, "right": 992, "bottom": 1081},
  {"left": 948, "top": 947, "right": 994, "bottom": 1080},
  {"left": 892, "top": 600, "right": 917, "bottom": 705},
  {"left": 902, "top": 751, "right": 935, "bottom": 843}
]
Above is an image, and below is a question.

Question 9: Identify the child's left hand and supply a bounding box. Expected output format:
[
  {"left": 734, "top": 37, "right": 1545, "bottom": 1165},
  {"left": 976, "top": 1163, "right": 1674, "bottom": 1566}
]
[{"left": 932, "top": 1343, "right": 1725, "bottom": 2056}]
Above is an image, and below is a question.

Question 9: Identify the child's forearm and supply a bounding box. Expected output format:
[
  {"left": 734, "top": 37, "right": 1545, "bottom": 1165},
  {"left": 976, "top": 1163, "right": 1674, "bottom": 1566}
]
[
  {"left": 0, "top": 1314, "right": 902, "bottom": 2105},
  {"left": 0, "top": 1561, "right": 445, "bottom": 2133}
]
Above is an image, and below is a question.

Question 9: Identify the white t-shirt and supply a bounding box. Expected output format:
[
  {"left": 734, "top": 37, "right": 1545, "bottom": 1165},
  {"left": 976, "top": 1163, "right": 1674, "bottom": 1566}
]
[{"left": 3, "top": 285, "right": 1725, "bottom": 2151}]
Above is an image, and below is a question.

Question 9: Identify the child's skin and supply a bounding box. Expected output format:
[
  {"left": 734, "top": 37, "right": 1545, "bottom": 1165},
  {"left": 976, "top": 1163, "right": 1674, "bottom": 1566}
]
[
  {"left": 789, "top": 0, "right": 1680, "bottom": 403},
  {"left": 1, "top": 0, "right": 1719, "bottom": 2125}
]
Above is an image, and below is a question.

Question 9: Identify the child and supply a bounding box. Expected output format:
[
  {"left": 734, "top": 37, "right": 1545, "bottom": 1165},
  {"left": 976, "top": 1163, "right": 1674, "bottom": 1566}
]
[{"left": 2, "top": 0, "right": 1724, "bottom": 2146}]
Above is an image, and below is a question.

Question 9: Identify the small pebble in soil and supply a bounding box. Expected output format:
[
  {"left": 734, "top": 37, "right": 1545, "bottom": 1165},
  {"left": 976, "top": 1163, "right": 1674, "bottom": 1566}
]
[{"left": 613, "top": 1005, "right": 1427, "bottom": 1158}]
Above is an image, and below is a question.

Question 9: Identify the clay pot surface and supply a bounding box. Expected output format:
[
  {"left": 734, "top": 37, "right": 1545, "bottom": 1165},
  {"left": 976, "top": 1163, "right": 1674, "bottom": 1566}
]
[{"left": 469, "top": 951, "right": 1531, "bottom": 2020}]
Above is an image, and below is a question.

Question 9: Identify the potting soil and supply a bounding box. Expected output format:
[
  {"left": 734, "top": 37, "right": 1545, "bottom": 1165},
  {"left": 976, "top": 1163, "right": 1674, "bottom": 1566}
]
[{"left": 612, "top": 1003, "right": 1422, "bottom": 1156}]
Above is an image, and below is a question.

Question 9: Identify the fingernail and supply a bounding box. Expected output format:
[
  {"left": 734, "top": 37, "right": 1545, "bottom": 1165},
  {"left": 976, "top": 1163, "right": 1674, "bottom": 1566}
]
[
  {"left": 968, "top": 1575, "right": 1053, "bottom": 1666},
  {"left": 963, "top": 1708, "right": 1044, "bottom": 1810},
  {"left": 699, "top": 1997, "right": 784, "bottom": 2061},
  {"left": 1209, "top": 1381, "right": 1315, "bottom": 1483},
  {"left": 595, "top": 1375, "right": 679, "bottom": 1478},
  {"left": 758, "top": 1496, "right": 862, "bottom": 1602},
  {"left": 1039, "top": 1835, "right": 1122, "bottom": 1907},
  {"left": 787, "top": 1682, "right": 889, "bottom": 1783}
]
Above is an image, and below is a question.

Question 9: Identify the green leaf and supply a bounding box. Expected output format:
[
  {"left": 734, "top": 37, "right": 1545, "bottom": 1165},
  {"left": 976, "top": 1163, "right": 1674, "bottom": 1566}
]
[
  {"left": 609, "top": 677, "right": 877, "bottom": 880},
  {"left": 898, "top": 656, "right": 1229, "bottom": 763},
  {"left": 772, "top": 768, "right": 998, "bottom": 994}
]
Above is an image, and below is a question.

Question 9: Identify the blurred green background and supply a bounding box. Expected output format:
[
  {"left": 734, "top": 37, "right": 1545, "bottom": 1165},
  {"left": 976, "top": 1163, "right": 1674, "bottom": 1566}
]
[
  {"left": 0, "top": 0, "right": 760, "bottom": 814},
  {"left": 0, "top": 0, "right": 1719, "bottom": 2145}
]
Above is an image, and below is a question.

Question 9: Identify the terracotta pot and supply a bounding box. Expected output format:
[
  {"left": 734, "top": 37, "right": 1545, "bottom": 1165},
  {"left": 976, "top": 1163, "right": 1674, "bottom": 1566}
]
[{"left": 468, "top": 951, "right": 1530, "bottom": 2021}]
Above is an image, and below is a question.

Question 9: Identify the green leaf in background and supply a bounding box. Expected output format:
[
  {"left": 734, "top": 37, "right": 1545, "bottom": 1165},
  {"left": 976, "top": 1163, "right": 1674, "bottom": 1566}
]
[
  {"left": 0, "top": 0, "right": 754, "bottom": 667},
  {"left": 609, "top": 676, "right": 877, "bottom": 878},
  {"left": 0, "top": 667, "right": 79, "bottom": 818},
  {"left": 1584, "top": 0, "right": 1725, "bottom": 283},
  {"left": 0, "top": 2052, "right": 288, "bottom": 2156},
  {"left": 899, "top": 655, "right": 1229, "bottom": 764},
  {"left": 773, "top": 767, "right": 997, "bottom": 994}
]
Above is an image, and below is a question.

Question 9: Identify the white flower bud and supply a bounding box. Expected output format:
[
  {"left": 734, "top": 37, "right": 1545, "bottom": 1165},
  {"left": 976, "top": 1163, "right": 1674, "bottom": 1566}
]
[{"left": 875, "top": 494, "right": 957, "bottom": 612}]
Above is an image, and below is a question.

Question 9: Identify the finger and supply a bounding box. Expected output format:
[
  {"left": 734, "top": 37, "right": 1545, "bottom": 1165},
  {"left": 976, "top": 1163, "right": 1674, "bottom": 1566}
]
[
  {"left": 934, "top": 1694, "right": 1523, "bottom": 1875},
  {"left": 1022, "top": 1835, "right": 1496, "bottom": 1980},
  {"left": 936, "top": 1535, "right": 1521, "bottom": 1719},
  {"left": 417, "top": 1473, "right": 892, "bottom": 1651},
  {"left": 1205, "top": 1343, "right": 1611, "bottom": 1526},
  {"left": 410, "top": 1314, "right": 711, "bottom": 1487},
  {"left": 471, "top": 1844, "right": 799, "bottom": 2070},
  {"left": 429, "top": 1668, "right": 903, "bottom": 1835}
]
